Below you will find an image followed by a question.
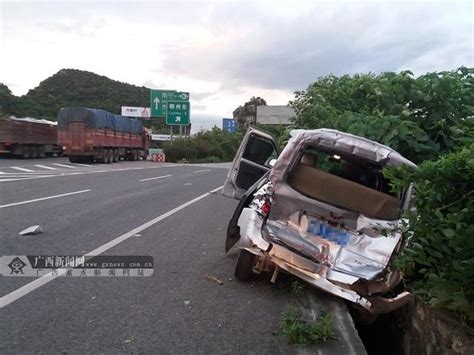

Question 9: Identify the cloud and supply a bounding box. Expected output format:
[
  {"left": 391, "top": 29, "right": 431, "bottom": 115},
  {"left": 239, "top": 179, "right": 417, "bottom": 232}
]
[
  {"left": 1, "top": 0, "right": 472, "bottom": 121},
  {"left": 161, "top": 2, "right": 473, "bottom": 91}
]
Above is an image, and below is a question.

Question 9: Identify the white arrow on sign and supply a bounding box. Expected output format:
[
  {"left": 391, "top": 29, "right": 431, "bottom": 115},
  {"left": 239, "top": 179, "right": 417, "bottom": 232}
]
[
  {"left": 176, "top": 117, "right": 181, "bottom": 122},
  {"left": 153, "top": 97, "right": 160, "bottom": 110}
]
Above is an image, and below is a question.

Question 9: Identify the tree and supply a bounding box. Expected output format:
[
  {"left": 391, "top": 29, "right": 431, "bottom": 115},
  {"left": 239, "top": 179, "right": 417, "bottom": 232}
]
[
  {"left": 290, "top": 67, "right": 473, "bottom": 163},
  {"left": 233, "top": 96, "right": 267, "bottom": 128}
]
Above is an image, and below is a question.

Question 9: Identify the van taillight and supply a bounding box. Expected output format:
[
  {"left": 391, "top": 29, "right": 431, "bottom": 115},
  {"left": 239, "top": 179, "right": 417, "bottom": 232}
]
[{"left": 261, "top": 202, "right": 271, "bottom": 216}]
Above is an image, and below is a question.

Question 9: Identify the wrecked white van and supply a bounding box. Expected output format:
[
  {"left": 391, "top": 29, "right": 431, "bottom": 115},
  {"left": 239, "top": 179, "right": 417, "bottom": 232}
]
[{"left": 223, "top": 128, "right": 416, "bottom": 314}]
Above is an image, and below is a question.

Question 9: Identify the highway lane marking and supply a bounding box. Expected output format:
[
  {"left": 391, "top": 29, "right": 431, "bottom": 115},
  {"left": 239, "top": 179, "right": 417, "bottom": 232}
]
[
  {"left": 0, "top": 164, "right": 183, "bottom": 183},
  {"left": 0, "top": 185, "right": 223, "bottom": 309},
  {"left": 0, "top": 189, "right": 91, "bottom": 208},
  {"left": 52, "top": 163, "right": 77, "bottom": 169},
  {"left": 34, "top": 164, "right": 57, "bottom": 170},
  {"left": 0, "top": 175, "right": 56, "bottom": 183},
  {"left": 193, "top": 169, "right": 211, "bottom": 173},
  {"left": 139, "top": 174, "right": 172, "bottom": 182},
  {"left": 72, "top": 163, "right": 94, "bottom": 167},
  {"left": 10, "top": 166, "right": 36, "bottom": 172}
]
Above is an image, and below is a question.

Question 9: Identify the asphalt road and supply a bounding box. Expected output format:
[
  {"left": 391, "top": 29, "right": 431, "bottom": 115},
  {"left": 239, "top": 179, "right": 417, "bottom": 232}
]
[
  {"left": 0, "top": 157, "right": 367, "bottom": 354},
  {"left": 0, "top": 157, "right": 297, "bottom": 353}
]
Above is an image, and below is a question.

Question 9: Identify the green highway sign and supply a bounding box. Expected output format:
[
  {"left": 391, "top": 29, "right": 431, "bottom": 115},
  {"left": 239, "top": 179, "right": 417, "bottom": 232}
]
[
  {"left": 166, "top": 91, "right": 189, "bottom": 102},
  {"left": 150, "top": 89, "right": 176, "bottom": 117},
  {"left": 166, "top": 101, "right": 190, "bottom": 125}
]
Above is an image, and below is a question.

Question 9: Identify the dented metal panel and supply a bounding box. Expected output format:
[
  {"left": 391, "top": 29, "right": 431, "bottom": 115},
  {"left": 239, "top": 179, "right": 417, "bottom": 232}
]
[
  {"left": 270, "top": 128, "right": 416, "bottom": 185},
  {"left": 230, "top": 128, "right": 417, "bottom": 313}
]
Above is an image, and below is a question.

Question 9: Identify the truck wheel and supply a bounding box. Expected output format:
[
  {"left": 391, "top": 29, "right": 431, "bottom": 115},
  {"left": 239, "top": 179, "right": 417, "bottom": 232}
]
[
  {"left": 134, "top": 150, "right": 139, "bottom": 161},
  {"left": 98, "top": 150, "right": 107, "bottom": 164},
  {"left": 31, "top": 146, "right": 39, "bottom": 159},
  {"left": 113, "top": 149, "right": 118, "bottom": 163},
  {"left": 234, "top": 250, "right": 256, "bottom": 281},
  {"left": 69, "top": 156, "right": 79, "bottom": 163},
  {"left": 108, "top": 149, "right": 113, "bottom": 164},
  {"left": 22, "top": 146, "right": 31, "bottom": 159}
]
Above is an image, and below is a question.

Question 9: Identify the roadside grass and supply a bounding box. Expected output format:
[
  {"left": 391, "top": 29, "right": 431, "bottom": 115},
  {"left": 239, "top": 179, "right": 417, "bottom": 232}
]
[
  {"left": 273, "top": 275, "right": 306, "bottom": 296},
  {"left": 279, "top": 305, "right": 335, "bottom": 346}
]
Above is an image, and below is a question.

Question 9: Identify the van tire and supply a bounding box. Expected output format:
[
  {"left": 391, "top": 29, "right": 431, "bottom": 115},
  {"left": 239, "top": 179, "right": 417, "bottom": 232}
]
[{"left": 234, "top": 250, "right": 256, "bottom": 281}]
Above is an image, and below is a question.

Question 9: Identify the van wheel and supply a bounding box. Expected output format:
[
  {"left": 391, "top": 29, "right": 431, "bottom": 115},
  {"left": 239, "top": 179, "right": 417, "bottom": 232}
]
[{"left": 234, "top": 250, "right": 256, "bottom": 281}]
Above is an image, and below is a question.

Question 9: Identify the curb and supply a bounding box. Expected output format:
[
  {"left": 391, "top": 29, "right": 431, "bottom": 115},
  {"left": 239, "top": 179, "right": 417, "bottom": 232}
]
[{"left": 296, "top": 289, "right": 367, "bottom": 355}]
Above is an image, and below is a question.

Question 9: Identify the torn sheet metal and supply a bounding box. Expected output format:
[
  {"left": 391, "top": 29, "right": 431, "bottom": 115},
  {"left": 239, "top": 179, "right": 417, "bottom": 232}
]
[
  {"left": 264, "top": 212, "right": 401, "bottom": 280},
  {"left": 248, "top": 181, "right": 273, "bottom": 215},
  {"left": 237, "top": 207, "right": 270, "bottom": 251}
]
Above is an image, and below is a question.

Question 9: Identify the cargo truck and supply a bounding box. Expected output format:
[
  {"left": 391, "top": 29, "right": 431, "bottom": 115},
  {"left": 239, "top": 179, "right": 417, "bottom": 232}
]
[
  {"left": 57, "top": 107, "right": 151, "bottom": 163},
  {"left": 0, "top": 116, "right": 61, "bottom": 158}
]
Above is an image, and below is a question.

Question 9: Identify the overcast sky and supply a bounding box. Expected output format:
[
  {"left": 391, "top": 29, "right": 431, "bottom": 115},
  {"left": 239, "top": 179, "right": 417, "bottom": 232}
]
[{"left": 0, "top": 0, "right": 472, "bottom": 131}]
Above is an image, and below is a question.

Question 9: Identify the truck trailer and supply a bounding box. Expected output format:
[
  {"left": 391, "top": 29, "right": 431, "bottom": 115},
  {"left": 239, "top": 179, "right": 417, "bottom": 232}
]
[
  {"left": 57, "top": 107, "right": 151, "bottom": 163},
  {"left": 0, "top": 116, "right": 61, "bottom": 158}
]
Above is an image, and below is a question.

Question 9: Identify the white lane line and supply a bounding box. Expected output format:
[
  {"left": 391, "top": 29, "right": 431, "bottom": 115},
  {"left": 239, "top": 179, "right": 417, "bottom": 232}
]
[
  {"left": 0, "top": 175, "right": 56, "bottom": 183},
  {"left": 139, "top": 174, "right": 172, "bottom": 182},
  {"left": 34, "top": 164, "right": 57, "bottom": 170},
  {"left": 193, "top": 169, "right": 211, "bottom": 173},
  {"left": 0, "top": 189, "right": 91, "bottom": 208},
  {"left": 0, "top": 163, "right": 179, "bottom": 183},
  {"left": 10, "top": 166, "right": 35, "bottom": 172},
  {"left": 0, "top": 185, "right": 223, "bottom": 309},
  {"left": 72, "top": 163, "right": 93, "bottom": 167},
  {"left": 52, "top": 163, "right": 77, "bottom": 169}
]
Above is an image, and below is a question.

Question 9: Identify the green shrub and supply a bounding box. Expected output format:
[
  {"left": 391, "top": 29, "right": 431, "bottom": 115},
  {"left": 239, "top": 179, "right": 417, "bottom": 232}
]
[
  {"left": 163, "top": 126, "right": 244, "bottom": 162},
  {"left": 279, "top": 305, "right": 334, "bottom": 346},
  {"left": 290, "top": 67, "right": 474, "bottom": 164},
  {"left": 385, "top": 143, "right": 474, "bottom": 324}
]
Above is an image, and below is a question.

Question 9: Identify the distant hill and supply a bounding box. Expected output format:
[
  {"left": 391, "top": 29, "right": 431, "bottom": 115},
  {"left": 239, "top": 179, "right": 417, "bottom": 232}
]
[{"left": 0, "top": 69, "right": 151, "bottom": 120}]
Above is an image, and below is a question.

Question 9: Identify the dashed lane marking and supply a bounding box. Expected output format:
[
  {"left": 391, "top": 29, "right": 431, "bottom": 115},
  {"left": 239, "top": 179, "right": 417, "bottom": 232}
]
[
  {"left": 193, "top": 169, "right": 211, "bottom": 173},
  {"left": 51, "top": 163, "right": 77, "bottom": 169},
  {"left": 34, "top": 164, "right": 57, "bottom": 170},
  {"left": 0, "top": 189, "right": 91, "bottom": 208},
  {"left": 0, "top": 185, "right": 223, "bottom": 308},
  {"left": 139, "top": 174, "right": 173, "bottom": 182},
  {"left": 10, "top": 166, "right": 36, "bottom": 172}
]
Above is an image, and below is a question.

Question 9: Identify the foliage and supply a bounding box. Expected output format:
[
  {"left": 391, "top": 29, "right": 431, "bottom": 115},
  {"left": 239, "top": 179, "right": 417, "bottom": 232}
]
[
  {"left": 233, "top": 96, "right": 267, "bottom": 128},
  {"left": 279, "top": 305, "right": 334, "bottom": 346},
  {"left": 163, "top": 126, "right": 244, "bottom": 163},
  {"left": 0, "top": 83, "right": 17, "bottom": 115},
  {"left": 1, "top": 69, "right": 151, "bottom": 119},
  {"left": 290, "top": 67, "right": 473, "bottom": 163},
  {"left": 385, "top": 143, "right": 474, "bottom": 324}
]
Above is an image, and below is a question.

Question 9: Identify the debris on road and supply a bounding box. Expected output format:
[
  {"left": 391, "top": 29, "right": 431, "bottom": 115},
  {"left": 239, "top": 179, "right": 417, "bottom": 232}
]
[
  {"left": 18, "top": 225, "right": 43, "bottom": 235},
  {"left": 204, "top": 273, "right": 223, "bottom": 285},
  {"left": 184, "top": 300, "right": 191, "bottom": 306},
  {"left": 123, "top": 336, "right": 135, "bottom": 344}
]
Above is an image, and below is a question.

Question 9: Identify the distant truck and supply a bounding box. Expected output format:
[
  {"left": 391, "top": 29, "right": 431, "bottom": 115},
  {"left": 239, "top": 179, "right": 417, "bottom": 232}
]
[
  {"left": 57, "top": 107, "right": 151, "bottom": 163},
  {"left": 0, "top": 116, "right": 61, "bottom": 158}
]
